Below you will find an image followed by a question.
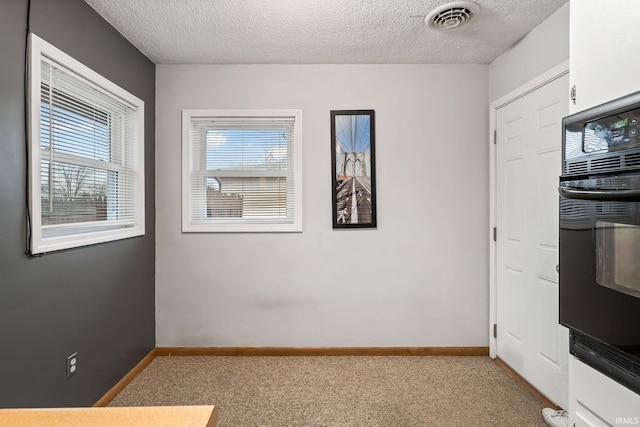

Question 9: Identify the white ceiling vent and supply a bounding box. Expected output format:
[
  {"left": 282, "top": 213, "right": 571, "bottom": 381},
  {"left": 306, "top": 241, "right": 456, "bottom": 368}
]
[{"left": 425, "top": 1, "right": 481, "bottom": 30}]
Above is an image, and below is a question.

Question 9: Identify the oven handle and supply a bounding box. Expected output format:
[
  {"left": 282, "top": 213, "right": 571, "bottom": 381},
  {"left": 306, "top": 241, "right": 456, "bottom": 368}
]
[{"left": 558, "top": 186, "right": 640, "bottom": 201}]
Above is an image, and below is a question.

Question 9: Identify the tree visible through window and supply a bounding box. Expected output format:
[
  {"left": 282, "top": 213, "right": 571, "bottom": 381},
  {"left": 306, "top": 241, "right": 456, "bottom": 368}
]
[
  {"left": 28, "top": 34, "right": 145, "bottom": 254},
  {"left": 39, "top": 97, "right": 112, "bottom": 225}
]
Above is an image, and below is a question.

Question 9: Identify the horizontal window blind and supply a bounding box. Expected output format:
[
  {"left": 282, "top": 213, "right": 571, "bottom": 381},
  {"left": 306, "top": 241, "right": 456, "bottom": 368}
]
[
  {"left": 185, "top": 113, "right": 301, "bottom": 230},
  {"left": 39, "top": 58, "right": 138, "bottom": 233},
  {"left": 28, "top": 33, "right": 145, "bottom": 254}
]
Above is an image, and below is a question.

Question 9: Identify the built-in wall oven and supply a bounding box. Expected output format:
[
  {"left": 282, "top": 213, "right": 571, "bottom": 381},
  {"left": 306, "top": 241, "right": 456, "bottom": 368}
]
[{"left": 560, "top": 91, "right": 640, "bottom": 395}]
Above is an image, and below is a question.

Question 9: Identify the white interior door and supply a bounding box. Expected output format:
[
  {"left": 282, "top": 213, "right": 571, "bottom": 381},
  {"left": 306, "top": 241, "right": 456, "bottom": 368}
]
[{"left": 496, "top": 73, "right": 570, "bottom": 408}]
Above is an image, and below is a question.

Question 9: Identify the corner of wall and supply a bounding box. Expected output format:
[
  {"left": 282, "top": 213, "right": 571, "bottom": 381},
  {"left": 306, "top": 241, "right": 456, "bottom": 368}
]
[{"left": 489, "top": 2, "right": 570, "bottom": 102}]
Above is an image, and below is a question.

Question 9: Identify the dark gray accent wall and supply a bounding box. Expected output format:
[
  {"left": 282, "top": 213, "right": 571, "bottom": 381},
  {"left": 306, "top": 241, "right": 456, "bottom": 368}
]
[{"left": 0, "top": 0, "right": 155, "bottom": 407}]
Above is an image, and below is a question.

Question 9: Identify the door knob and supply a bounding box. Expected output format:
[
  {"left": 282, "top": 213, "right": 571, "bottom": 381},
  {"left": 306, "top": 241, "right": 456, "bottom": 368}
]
[{"left": 556, "top": 264, "right": 560, "bottom": 273}]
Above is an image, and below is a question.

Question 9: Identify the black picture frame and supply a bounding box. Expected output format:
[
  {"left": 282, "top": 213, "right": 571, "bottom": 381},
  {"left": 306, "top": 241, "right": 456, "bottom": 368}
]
[{"left": 330, "top": 110, "right": 377, "bottom": 229}]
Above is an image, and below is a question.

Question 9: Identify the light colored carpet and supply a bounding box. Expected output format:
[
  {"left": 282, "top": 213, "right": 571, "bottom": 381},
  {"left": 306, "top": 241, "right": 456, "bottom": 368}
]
[{"left": 109, "top": 356, "right": 548, "bottom": 427}]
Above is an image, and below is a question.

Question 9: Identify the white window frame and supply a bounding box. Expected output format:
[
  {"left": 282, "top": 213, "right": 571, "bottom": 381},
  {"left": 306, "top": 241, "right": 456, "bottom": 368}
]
[
  {"left": 182, "top": 109, "right": 303, "bottom": 233},
  {"left": 28, "top": 33, "right": 145, "bottom": 254}
]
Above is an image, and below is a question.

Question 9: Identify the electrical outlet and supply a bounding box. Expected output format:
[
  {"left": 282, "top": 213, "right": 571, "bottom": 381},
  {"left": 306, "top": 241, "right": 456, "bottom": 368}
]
[{"left": 66, "top": 352, "right": 78, "bottom": 379}]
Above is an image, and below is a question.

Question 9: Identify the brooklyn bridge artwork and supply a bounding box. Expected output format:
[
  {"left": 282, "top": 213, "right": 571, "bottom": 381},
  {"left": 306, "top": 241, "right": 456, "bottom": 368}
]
[{"left": 330, "top": 110, "right": 377, "bottom": 228}]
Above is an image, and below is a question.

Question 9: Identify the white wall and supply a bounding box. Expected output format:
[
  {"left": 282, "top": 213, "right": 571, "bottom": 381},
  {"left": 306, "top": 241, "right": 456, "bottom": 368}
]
[
  {"left": 156, "top": 64, "right": 489, "bottom": 347},
  {"left": 489, "top": 2, "right": 569, "bottom": 102}
]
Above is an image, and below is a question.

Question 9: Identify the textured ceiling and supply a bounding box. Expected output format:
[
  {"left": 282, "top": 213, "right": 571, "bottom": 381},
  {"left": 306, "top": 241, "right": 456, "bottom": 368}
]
[{"left": 83, "top": 0, "right": 568, "bottom": 65}]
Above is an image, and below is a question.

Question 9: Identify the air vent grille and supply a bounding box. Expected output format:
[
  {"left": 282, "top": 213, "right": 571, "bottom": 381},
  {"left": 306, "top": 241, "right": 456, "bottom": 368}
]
[
  {"left": 624, "top": 152, "right": 640, "bottom": 168},
  {"left": 591, "top": 156, "right": 622, "bottom": 172},
  {"left": 573, "top": 333, "right": 640, "bottom": 379},
  {"left": 432, "top": 8, "right": 472, "bottom": 29},
  {"left": 564, "top": 150, "right": 640, "bottom": 175},
  {"left": 566, "top": 160, "right": 588, "bottom": 175},
  {"left": 425, "top": 1, "right": 480, "bottom": 30}
]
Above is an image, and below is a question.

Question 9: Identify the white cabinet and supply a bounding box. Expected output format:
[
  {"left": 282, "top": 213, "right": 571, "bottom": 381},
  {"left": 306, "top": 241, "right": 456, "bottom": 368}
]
[
  {"left": 569, "top": 0, "right": 640, "bottom": 114},
  {"left": 568, "top": 357, "right": 640, "bottom": 427},
  {"left": 567, "top": 2, "right": 640, "bottom": 424},
  {"left": 562, "top": 2, "right": 640, "bottom": 424}
]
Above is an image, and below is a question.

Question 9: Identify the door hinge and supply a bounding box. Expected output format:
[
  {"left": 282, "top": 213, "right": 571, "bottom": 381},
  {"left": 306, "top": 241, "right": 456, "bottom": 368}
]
[
  {"left": 493, "top": 227, "right": 497, "bottom": 242},
  {"left": 570, "top": 84, "right": 577, "bottom": 105},
  {"left": 493, "top": 130, "right": 497, "bottom": 144},
  {"left": 493, "top": 323, "right": 497, "bottom": 339}
]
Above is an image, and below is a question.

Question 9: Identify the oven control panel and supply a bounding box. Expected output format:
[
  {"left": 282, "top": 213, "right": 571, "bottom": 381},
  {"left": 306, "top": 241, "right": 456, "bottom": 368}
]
[
  {"left": 563, "top": 92, "right": 640, "bottom": 176},
  {"left": 583, "top": 108, "right": 640, "bottom": 153}
]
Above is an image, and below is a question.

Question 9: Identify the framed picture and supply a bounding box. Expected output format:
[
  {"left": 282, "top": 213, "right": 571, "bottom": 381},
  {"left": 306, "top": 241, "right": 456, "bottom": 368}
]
[{"left": 330, "top": 110, "right": 377, "bottom": 229}]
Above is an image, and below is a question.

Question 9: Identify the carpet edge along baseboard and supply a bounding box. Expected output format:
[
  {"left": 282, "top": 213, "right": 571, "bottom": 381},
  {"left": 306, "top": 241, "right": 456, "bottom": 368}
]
[
  {"left": 154, "top": 347, "right": 490, "bottom": 357},
  {"left": 94, "top": 348, "right": 157, "bottom": 407}
]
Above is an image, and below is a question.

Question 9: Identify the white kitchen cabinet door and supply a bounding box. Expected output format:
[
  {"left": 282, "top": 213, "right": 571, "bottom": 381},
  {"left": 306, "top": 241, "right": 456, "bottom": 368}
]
[{"left": 570, "top": 0, "right": 640, "bottom": 113}]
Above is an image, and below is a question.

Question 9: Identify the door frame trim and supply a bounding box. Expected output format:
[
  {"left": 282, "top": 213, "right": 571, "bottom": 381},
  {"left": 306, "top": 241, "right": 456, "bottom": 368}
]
[{"left": 489, "top": 60, "right": 569, "bottom": 358}]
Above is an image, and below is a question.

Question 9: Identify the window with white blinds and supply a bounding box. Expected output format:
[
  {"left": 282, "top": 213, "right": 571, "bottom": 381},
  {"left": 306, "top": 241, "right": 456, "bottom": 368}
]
[
  {"left": 182, "top": 109, "right": 302, "bottom": 232},
  {"left": 28, "top": 34, "right": 145, "bottom": 254}
]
